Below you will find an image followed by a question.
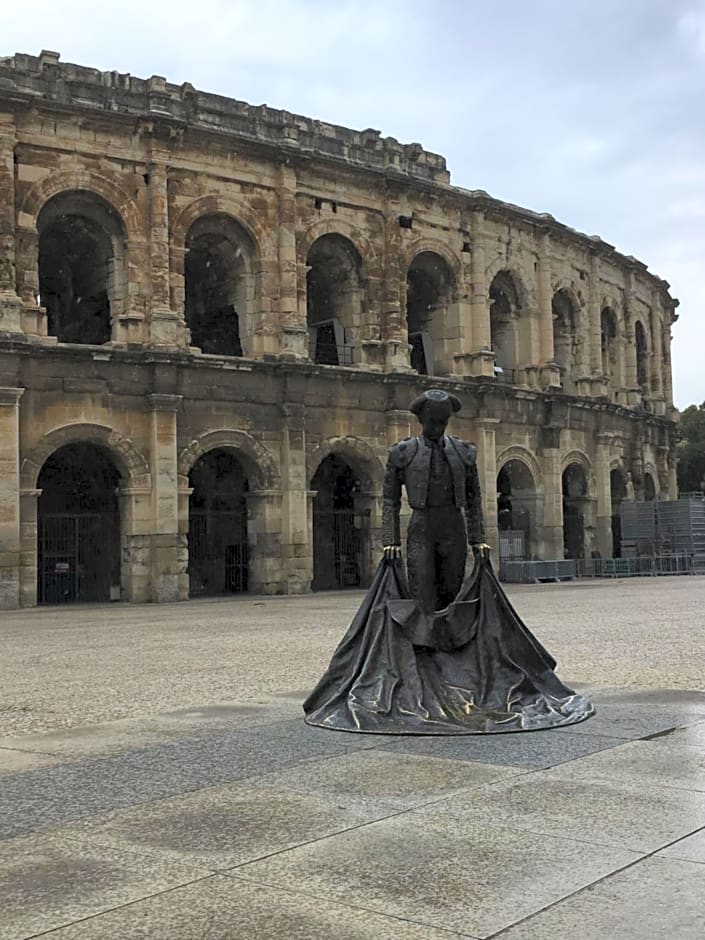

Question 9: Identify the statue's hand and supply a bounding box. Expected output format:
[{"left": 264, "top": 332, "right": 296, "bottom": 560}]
[
  {"left": 472, "top": 543, "right": 491, "bottom": 559},
  {"left": 383, "top": 544, "right": 402, "bottom": 560}
]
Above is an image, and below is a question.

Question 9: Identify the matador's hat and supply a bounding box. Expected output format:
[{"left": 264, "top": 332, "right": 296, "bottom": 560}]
[{"left": 409, "top": 388, "right": 462, "bottom": 416}]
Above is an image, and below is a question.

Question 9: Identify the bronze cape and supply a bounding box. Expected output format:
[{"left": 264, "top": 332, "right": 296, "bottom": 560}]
[{"left": 303, "top": 555, "right": 594, "bottom": 735}]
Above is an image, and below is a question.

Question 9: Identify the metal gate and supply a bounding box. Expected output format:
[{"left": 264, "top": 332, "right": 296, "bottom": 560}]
[
  {"left": 38, "top": 513, "right": 116, "bottom": 604},
  {"left": 188, "top": 509, "right": 248, "bottom": 597},
  {"left": 313, "top": 509, "right": 368, "bottom": 590}
]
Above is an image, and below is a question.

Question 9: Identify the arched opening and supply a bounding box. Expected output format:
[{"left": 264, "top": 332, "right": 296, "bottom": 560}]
[
  {"left": 311, "top": 454, "right": 369, "bottom": 590},
  {"left": 406, "top": 251, "right": 454, "bottom": 375},
  {"left": 644, "top": 472, "right": 657, "bottom": 502},
  {"left": 610, "top": 467, "right": 628, "bottom": 557},
  {"left": 489, "top": 271, "right": 521, "bottom": 378},
  {"left": 37, "top": 442, "right": 121, "bottom": 604},
  {"left": 635, "top": 320, "right": 649, "bottom": 389},
  {"left": 306, "top": 235, "right": 363, "bottom": 366},
  {"left": 552, "top": 290, "right": 577, "bottom": 391},
  {"left": 188, "top": 449, "right": 249, "bottom": 597},
  {"left": 185, "top": 214, "right": 255, "bottom": 356},
  {"left": 497, "top": 459, "right": 537, "bottom": 560},
  {"left": 601, "top": 307, "right": 618, "bottom": 391},
  {"left": 38, "top": 191, "right": 126, "bottom": 345},
  {"left": 562, "top": 463, "right": 588, "bottom": 560}
]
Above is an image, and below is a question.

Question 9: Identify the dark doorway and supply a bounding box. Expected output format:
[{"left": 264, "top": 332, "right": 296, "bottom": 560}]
[
  {"left": 562, "top": 463, "right": 588, "bottom": 560},
  {"left": 406, "top": 252, "right": 453, "bottom": 375},
  {"left": 610, "top": 468, "right": 628, "bottom": 557},
  {"left": 37, "top": 443, "right": 121, "bottom": 604},
  {"left": 306, "top": 235, "right": 362, "bottom": 365},
  {"left": 188, "top": 449, "right": 249, "bottom": 596},
  {"left": 311, "top": 455, "right": 367, "bottom": 590}
]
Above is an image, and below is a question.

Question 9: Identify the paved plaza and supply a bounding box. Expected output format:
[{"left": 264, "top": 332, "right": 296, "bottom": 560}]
[{"left": 2, "top": 575, "right": 705, "bottom": 938}]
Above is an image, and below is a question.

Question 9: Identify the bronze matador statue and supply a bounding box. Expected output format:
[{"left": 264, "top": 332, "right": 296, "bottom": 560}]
[
  {"left": 382, "top": 388, "right": 489, "bottom": 612},
  {"left": 303, "top": 388, "right": 595, "bottom": 735}
]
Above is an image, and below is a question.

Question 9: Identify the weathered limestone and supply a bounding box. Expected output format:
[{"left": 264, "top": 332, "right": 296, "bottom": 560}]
[{"left": 0, "top": 51, "right": 680, "bottom": 608}]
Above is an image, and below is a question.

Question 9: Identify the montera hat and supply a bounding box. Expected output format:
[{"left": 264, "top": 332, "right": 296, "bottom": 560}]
[{"left": 409, "top": 388, "right": 462, "bottom": 416}]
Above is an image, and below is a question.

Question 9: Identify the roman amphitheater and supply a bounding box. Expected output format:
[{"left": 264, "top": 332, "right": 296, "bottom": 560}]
[{"left": 0, "top": 51, "right": 679, "bottom": 609}]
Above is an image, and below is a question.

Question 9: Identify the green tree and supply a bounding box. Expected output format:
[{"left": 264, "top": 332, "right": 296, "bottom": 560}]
[{"left": 678, "top": 402, "right": 705, "bottom": 495}]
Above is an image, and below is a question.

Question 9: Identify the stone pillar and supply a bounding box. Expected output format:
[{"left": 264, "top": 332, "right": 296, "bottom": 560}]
[
  {"left": 468, "top": 211, "right": 494, "bottom": 377},
  {"left": 0, "top": 118, "right": 23, "bottom": 336},
  {"left": 281, "top": 400, "right": 311, "bottom": 592},
  {"left": 539, "top": 445, "right": 564, "bottom": 559},
  {"left": 149, "top": 393, "right": 184, "bottom": 601},
  {"left": 662, "top": 319, "right": 674, "bottom": 410},
  {"left": 147, "top": 156, "right": 186, "bottom": 347},
  {"left": 595, "top": 433, "right": 613, "bottom": 557},
  {"left": 0, "top": 388, "right": 24, "bottom": 607},
  {"left": 473, "top": 418, "right": 499, "bottom": 556},
  {"left": 450, "top": 263, "right": 475, "bottom": 377},
  {"left": 650, "top": 292, "right": 665, "bottom": 412},
  {"left": 118, "top": 484, "right": 153, "bottom": 603},
  {"left": 382, "top": 205, "right": 411, "bottom": 372},
  {"left": 623, "top": 272, "right": 640, "bottom": 406},
  {"left": 19, "top": 488, "right": 40, "bottom": 608},
  {"left": 537, "top": 231, "right": 561, "bottom": 388},
  {"left": 246, "top": 489, "right": 284, "bottom": 594},
  {"left": 588, "top": 252, "right": 604, "bottom": 395},
  {"left": 278, "top": 166, "right": 307, "bottom": 359}
]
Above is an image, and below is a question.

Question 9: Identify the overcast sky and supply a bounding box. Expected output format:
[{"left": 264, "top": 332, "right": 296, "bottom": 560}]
[{"left": 5, "top": 0, "right": 704, "bottom": 408}]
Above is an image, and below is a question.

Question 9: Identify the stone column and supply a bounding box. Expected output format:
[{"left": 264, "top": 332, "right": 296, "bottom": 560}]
[
  {"left": 278, "top": 165, "right": 307, "bottom": 359},
  {"left": 473, "top": 418, "right": 499, "bottom": 555},
  {"left": 650, "top": 292, "right": 665, "bottom": 412},
  {"left": 0, "top": 388, "right": 24, "bottom": 607},
  {"left": 537, "top": 231, "right": 561, "bottom": 388},
  {"left": 623, "top": 272, "right": 640, "bottom": 406},
  {"left": 450, "top": 262, "right": 475, "bottom": 377},
  {"left": 280, "top": 399, "right": 312, "bottom": 592},
  {"left": 382, "top": 203, "right": 411, "bottom": 372},
  {"left": 539, "top": 444, "right": 564, "bottom": 559},
  {"left": 19, "top": 488, "right": 40, "bottom": 608},
  {"left": 147, "top": 155, "right": 186, "bottom": 347},
  {"left": 0, "top": 118, "right": 23, "bottom": 335},
  {"left": 595, "top": 433, "right": 614, "bottom": 557},
  {"left": 118, "top": 483, "right": 153, "bottom": 603},
  {"left": 246, "top": 489, "right": 284, "bottom": 594},
  {"left": 588, "top": 252, "right": 604, "bottom": 395},
  {"left": 468, "top": 211, "right": 494, "bottom": 377},
  {"left": 149, "top": 393, "right": 184, "bottom": 601}
]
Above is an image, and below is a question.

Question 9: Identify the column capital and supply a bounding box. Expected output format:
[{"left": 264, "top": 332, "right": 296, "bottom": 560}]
[
  {"left": 149, "top": 393, "right": 182, "bottom": 412},
  {"left": 0, "top": 387, "right": 24, "bottom": 407}
]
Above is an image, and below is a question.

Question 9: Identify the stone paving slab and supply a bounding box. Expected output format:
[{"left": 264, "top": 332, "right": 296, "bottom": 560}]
[
  {"left": 0, "top": 746, "right": 63, "bottom": 776},
  {"left": 377, "top": 726, "right": 623, "bottom": 767},
  {"left": 657, "top": 827, "right": 705, "bottom": 864},
  {"left": 546, "top": 738, "right": 705, "bottom": 792},
  {"left": 55, "top": 778, "right": 399, "bottom": 869},
  {"left": 0, "top": 831, "right": 209, "bottom": 940},
  {"left": 0, "top": 721, "right": 354, "bottom": 840},
  {"left": 655, "top": 720, "right": 705, "bottom": 749},
  {"left": 412, "top": 767, "right": 705, "bottom": 854},
  {"left": 44, "top": 875, "right": 471, "bottom": 940},
  {"left": 230, "top": 811, "right": 639, "bottom": 937},
  {"left": 552, "top": 701, "right": 705, "bottom": 740},
  {"left": 250, "top": 750, "right": 526, "bottom": 810},
  {"left": 494, "top": 856, "right": 705, "bottom": 940}
]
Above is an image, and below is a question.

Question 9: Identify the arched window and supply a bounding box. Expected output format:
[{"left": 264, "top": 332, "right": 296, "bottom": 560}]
[
  {"left": 38, "top": 191, "right": 126, "bottom": 345},
  {"left": 600, "top": 307, "right": 619, "bottom": 389},
  {"left": 406, "top": 251, "right": 454, "bottom": 375},
  {"left": 489, "top": 271, "right": 522, "bottom": 379},
  {"left": 311, "top": 455, "right": 368, "bottom": 589},
  {"left": 552, "top": 290, "right": 578, "bottom": 391},
  {"left": 306, "top": 235, "right": 364, "bottom": 366},
  {"left": 185, "top": 214, "right": 255, "bottom": 356}
]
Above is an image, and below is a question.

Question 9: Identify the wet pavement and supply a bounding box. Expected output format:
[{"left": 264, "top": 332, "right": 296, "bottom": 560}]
[{"left": 1, "top": 576, "right": 705, "bottom": 938}]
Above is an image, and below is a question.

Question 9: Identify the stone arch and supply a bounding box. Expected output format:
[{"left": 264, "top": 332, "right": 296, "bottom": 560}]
[
  {"left": 561, "top": 449, "right": 593, "bottom": 482},
  {"left": 485, "top": 260, "right": 533, "bottom": 308},
  {"left": 307, "top": 436, "right": 385, "bottom": 492},
  {"left": 20, "top": 170, "right": 144, "bottom": 241},
  {"left": 21, "top": 423, "right": 151, "bottom": 491},
  {"left": 405, "top": 248, "right": 459, "bottom": 375},
  {"left": 404, "top": 239, "right": 463, "bottom": 282},
  {"left": 643, "top": 462, "right": 660, "bottom": 500},
  {"left": 495, "top": 445, "right": 542, "bottom": 489},
  {"left": 177, "top": 429, "right": 280, "bottom": 492},
  {"left": 171, "top": 195, "right": 273, "bottom": 257},
  {"left": 298, "top": 219, "right": 377, "bottom": 268}
]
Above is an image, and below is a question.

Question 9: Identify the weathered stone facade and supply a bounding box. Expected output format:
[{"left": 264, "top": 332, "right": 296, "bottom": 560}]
[{"left": 0, "top": 51, "right": 679, "bottom": 609}]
